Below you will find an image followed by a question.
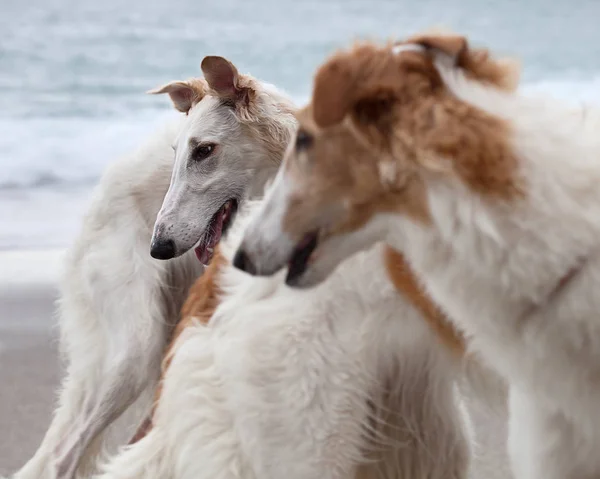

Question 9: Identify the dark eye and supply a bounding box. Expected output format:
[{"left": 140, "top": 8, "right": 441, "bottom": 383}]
[
  {"left": 295, "top": 130, "right": 313, "bottom": 151},
  {"left": 192, "top": 143, "right": 216, "bottom": 161}
]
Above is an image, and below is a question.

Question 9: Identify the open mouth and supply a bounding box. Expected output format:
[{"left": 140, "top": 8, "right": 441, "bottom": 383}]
[
  {"left": 285, "top": 231, "right": 319, "bottom": 285},
  {"left": 194, "top": 199, "right": 238, "bottom": 265}
]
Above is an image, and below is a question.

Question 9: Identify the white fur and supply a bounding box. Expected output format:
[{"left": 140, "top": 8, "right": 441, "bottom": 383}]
[
  {"left": 12, "top": 120, "right": 202, "bottom": 479},
  {"left": 240, "top": 166, "right": 297, "bottom": 275},
  {"left": 95, "top": 201, "right": 511, "bottom": 479},
  {"left": 378, "top": 160, "right": 398, "bottom": 186},
  {"left": 381, "top": 62, "right": 600, "bottom": 478},
  {"left": 234, "top": 49, "right": 600, "bottom": 478},
  {"left": 391, "top": 44, "right": 427, "bottom": 55},
  {"left": 152, "top": 83, "right": 296, "bottom": 258},
  {"left": 13, "top": 80, "right": 296, "bottom": 479}
]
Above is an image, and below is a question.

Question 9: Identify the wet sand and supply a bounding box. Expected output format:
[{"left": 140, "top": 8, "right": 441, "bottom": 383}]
[{"left": 0, "top": 250, "right": 63, "bottom": 475}]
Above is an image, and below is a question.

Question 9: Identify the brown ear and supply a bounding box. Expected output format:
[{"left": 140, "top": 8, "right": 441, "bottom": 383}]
[
  {"left": 409, "top": 33, "right": 468, "bottom": 66},
  {"left": 147, "top": 79, "right": 206, "bottom": 113},
  {"left": 311, "top": 52, "right": 360, "bottom": 128},
  {"left": 312, "top": 44, "right": 408, "bottom": 129},
  {"left": 201, "top": 56, "right": 246, "bottom": 101}
]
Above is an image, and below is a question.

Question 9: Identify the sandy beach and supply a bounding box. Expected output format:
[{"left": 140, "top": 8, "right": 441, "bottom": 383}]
[{"left": 0, "top": 250, "right": 64, "bottom": 475}]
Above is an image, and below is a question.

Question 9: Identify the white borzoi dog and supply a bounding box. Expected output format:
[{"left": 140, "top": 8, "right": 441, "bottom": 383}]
[
  {"left": 13, "top": 56, "right": 296, "bottom": 479},
  {"left": 94, "top": 199, "right": 511, "bottom": 479},
  {"left": 235, "top": 31, "right": 600, "bottom": 479}
]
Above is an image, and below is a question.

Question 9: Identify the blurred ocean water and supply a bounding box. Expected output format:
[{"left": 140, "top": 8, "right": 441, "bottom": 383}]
[{"left": 1, "top": 0, "right": 599, "bottom": 248}]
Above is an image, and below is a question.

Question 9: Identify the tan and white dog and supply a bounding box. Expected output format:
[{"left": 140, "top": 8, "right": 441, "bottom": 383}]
[
  {"left": 13, "top": 57, "right": 296, "bottom": 479},
  {"left": 235, "top": 31, "right": 600, "bottom": 479},
  {"left": 95, "top": 199, "right": 510, "bottom": 479}
]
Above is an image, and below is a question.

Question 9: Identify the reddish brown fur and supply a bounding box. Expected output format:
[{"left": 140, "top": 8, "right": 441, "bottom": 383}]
[
  {"left": 278, "top": 31, "right": 523, "bottom": 251},
  {"left": 281, "top": 106, "right": 432, "bottom": 241},
  {"left": 310, "top": 37, "right": 522, "bottom": 201},
  {"left": 130, "top": 249, "right": 227, "bottom": 443},
  {"left": 164, "top": 249, "right": 227, "bottom": 370},
  {"left": 384, "top": 247, "right": 464, "bottom": 355},
  {"left": 404, "top": 31, "right": 520, "bottom": 91}
]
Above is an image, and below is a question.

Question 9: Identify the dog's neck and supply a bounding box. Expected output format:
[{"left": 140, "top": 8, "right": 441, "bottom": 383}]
[
  {"left": 390, "top": 170, "right": 598, "bottom": 313},
  {"left": 383, "top": 76, "right": 600, "bottom": 320},
  {"left": 430, "top": 64, "right": 598, "bottom": 283}
]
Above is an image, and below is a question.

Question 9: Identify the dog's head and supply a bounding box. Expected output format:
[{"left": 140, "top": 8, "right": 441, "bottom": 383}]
[
  {"left": 233, "top": 31, "right": 522, "bottom": 287},
  {"left": 149, "top": 56, "right": 297, "bottom": 264}
]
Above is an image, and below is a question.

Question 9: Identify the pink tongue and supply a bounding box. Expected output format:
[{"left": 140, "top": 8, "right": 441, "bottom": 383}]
[
  {"left": 193, "top": 208, "right": 227, "bottom": 265},
  {"left": 209, "top": 209, "right": 225, "bottom": 247},
  {"left": 194, "top": 245, "right": 212, "bottom": 265}
]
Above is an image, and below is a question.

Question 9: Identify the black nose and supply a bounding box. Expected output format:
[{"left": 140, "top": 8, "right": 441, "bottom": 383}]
[
  {"left": 233, "top": 248, "right": 257, "bottom": 275},
  {"left": 150, "top": 238, "right": 176, "bottom": 260}
]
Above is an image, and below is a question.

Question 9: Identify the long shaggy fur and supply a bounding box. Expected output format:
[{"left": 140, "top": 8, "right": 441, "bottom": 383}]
[
  {"left": 236, "top": 32, "right": 600, "bottom": 479},
  {"left": 13, "top": 121, "right": 201, "bottom": 479},
  {"left": 95, "top": 201, "right": 510, "bottom": 479},
  {"left": 13, "top": 69, "right": 296, "bottom": 479}
]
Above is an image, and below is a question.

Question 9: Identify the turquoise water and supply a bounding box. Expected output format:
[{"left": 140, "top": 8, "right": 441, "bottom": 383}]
[{"left": 1, "top": 0, "right": 599, "bottom": 247}]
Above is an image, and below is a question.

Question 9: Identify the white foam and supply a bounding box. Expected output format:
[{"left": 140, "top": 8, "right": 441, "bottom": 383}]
[
  {"left": 521, "top": 75, "right": 600, "bottom": 106},
  {"left": 0, "top": 109, "right": 178, "bottom": 190},
  {"left": 2, "top": 78, "right": 600, "bottom": 249}
]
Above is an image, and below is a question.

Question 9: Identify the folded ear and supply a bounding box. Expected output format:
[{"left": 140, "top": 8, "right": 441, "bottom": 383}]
[
  {"left": 147, "top": 79, "right": 207, "bottom": 113},
  {"left": 201, "top": 56, "right": 247, "bottom": 102},
  {"left": 311, "top": 52, "right": 358, "bottom": 128},
  {"left": 312, "top": 44, "right": 409, "bottom": 129},
  {"left": 408, "top": 32, "right": 520, "bottom": 91}
]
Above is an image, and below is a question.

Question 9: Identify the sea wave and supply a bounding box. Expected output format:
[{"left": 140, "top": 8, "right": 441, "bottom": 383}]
[
  {"left": 1, "top": 77, "right": 600, "bottom": 249},
  {"left": 2, "top": 77, "right": 600, "bottom": 192},
  {"left": 0, "top": 110, "right": 178, "bottom": 191},
  {"left": 521, "top": 75, "right": 600, "bottom": 105}
]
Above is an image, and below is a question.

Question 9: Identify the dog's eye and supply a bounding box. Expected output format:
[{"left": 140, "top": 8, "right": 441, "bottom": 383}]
[
  {"left": 192, "top": 143, "right": 216, "bottom": 161},
  {"left": 295, "top": 130, "right": 313, "bottom": 151}
]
